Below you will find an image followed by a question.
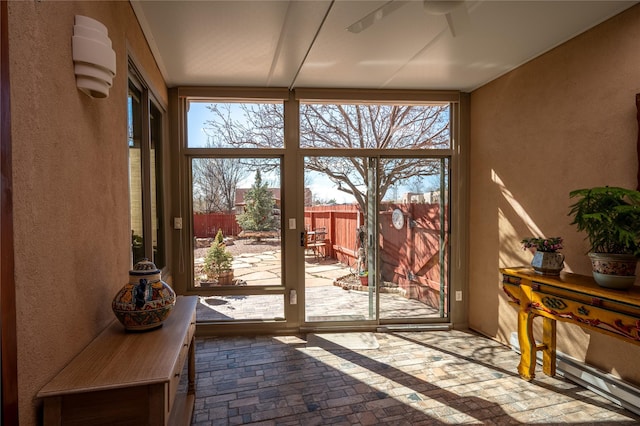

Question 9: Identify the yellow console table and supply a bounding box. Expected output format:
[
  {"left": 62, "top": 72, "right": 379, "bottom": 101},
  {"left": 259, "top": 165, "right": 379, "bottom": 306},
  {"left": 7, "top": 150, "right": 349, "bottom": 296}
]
[{"left": 501, "top": 267, "right": 640, "bottom": 381}]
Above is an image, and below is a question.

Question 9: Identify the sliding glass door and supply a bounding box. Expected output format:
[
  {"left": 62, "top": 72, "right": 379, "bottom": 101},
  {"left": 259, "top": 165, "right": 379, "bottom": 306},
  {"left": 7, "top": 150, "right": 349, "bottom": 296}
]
[
  {"left": 298, "top": 99, "right": 452, "bottom": 326},
  {"left": 378, "top": 157, "right": 449, "bottom": 321},
  {"left": 303, "top": 156, "right": 377, "bottom": 323},
  {"left": 303, "top": 155, "right": 449, "bottom": 324}
]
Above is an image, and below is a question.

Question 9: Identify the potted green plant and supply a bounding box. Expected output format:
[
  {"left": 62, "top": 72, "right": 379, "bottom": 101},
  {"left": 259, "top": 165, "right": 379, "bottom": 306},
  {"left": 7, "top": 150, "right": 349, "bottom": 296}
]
[
  {"left": 568, "top": 186, "right": 640, "bottom": 289},
  {"left": 203, "top": 229, "right": 234, "bottom": 286},
  {"left": 359, "top": 270, "right": 369, "bottom": 286}
]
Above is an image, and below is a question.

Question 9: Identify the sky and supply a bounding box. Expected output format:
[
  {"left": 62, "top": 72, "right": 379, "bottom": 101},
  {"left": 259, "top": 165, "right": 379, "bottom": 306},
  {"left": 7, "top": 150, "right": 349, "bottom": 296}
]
[
  {"left": 187, "top": 101, "right": 215, "bottom": 148},
  {"left": 186, "top": 101, "right": 352, "bottom": 202},
  {"left": 186, "top": 101, "right": 445, "bottom": 204}
]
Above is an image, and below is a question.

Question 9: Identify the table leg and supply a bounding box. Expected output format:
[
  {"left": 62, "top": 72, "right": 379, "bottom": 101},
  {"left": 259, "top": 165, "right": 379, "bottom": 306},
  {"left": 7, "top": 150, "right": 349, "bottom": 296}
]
[
  {"left": 42, "top": 396, "right": 62, "bottom": 426},
  {"left": 188, "top": 335, "right": 195, "bottom": 394},
  {"left": 517, "top": 309, "right": 536, "bottom": 381},
  {"left": 542, "top": 317, "right": 556, "bottom": 376}
]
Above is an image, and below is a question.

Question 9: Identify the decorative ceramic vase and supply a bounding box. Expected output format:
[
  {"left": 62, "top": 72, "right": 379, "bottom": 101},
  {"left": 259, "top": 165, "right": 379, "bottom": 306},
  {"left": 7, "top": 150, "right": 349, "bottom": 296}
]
[
  {"left": 588, "top": 252, "right": 638, "bottom": 290},
  {"left": 112, "top": 259, "right": 176, "bottom": 331},
  {"left": 531, "top": 251, "right": 564, "bottom": 275}
]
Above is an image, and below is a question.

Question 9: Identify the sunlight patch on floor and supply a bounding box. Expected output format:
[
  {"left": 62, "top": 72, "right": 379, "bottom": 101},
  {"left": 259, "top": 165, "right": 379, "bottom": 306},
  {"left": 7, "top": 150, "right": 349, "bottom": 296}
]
[{"left": 306, "top": 332, "right": 380, "bottom": 350}]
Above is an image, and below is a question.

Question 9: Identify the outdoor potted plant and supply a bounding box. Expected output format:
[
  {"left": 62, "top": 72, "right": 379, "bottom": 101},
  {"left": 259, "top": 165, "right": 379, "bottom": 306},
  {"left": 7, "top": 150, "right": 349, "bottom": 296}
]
[
  {"left": 568, "top": 186, "right": 640, "bottom": 289},
  {"left": 521, "top": 236, "right": 564, "bottom": 275},
  {"left": 203, "top": 229, "right": 234, "bottom": 286},
  {"left": 359, "top": 270, "right": 369, "bottom": 286}
]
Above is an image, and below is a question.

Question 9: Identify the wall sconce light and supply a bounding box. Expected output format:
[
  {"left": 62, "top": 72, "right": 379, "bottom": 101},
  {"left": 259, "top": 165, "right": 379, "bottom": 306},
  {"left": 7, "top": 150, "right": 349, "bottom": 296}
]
[{"left": 72, "top": 15, "right": 116, "bottom": 98}]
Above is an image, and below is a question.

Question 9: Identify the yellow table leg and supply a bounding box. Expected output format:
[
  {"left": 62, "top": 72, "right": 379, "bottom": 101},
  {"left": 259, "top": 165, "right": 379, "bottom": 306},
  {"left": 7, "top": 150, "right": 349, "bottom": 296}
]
[
  {"left": 542, "top": 317, "right": 556, "bottom": 376},
  {"left": 517, "top": 310, "right": 536, "bottom": 381}
]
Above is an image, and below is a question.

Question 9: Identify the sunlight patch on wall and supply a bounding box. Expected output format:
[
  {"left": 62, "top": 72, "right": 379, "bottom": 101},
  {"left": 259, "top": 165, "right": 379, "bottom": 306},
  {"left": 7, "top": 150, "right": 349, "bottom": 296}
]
[
  {"left": 498, "top": 207, "right": 527, "bottom": 268},
  {"left": 492, "top": 170, "right": 543, "bottom": 237},
  {"left": 492, "top": 169, "right": 571, "bottom": 271}
]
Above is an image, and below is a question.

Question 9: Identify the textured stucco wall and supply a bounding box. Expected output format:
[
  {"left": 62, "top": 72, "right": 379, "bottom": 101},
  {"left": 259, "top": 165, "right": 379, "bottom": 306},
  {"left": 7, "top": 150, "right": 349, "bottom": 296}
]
[
  {"left": 8, "top": 1, "right": 166, "bottom": 424},
  {"left": 469, "top": 4, "right": 640, "bottom": 385}
]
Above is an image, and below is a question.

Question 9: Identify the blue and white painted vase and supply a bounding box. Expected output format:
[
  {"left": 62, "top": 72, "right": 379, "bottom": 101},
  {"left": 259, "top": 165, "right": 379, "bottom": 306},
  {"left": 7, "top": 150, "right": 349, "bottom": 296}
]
[{"left": 531, "top": 251, "right": 565, "bottom": 275}]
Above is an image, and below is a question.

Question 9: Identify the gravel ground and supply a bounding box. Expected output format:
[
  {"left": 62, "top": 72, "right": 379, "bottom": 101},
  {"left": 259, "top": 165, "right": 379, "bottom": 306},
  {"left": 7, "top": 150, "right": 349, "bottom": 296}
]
[{"left": 194, "top": 237, "right": 281, "bottom": 259}]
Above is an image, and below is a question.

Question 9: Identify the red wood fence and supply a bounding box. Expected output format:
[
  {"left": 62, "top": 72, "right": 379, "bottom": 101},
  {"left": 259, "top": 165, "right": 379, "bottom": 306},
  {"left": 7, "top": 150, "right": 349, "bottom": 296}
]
[
  {"left": 304, "top": 205, "right": 364, "bottom": 266},
  {"left": 194, "top": 205, "right": 445, "bottom": 284},
  {"left": 379, "top": 203, "right": 448, "bottom": 311},
  {"left": 193, "top": 213, "right": 241, "bottom": 238},
  {"left": 194, "top": 203, "right": 447, "bottom": 309}
]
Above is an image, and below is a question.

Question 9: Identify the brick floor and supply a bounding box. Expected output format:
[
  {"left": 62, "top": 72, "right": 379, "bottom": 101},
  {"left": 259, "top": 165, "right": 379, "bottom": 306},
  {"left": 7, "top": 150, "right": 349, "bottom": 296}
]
[{"left": 191, "top": 330, "right": 640, "bottom": 425}]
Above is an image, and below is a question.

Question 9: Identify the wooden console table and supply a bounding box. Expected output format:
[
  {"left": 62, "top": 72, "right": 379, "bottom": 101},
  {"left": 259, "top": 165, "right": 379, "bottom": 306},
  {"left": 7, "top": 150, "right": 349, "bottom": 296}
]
[
  {"left": 501, "top": 267, "right": 640, "bottom": 381},
  {"left": 38, "top": 296, "right": 197, "bottom": 425}
]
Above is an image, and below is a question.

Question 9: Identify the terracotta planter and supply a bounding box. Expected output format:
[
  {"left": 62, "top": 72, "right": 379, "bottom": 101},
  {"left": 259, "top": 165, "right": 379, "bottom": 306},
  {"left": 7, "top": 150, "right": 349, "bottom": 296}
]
[
  {"left": 359, "top": 275, "right": 368, "bottom": 286},
  {"left": 217, "top": 270, "right": 235, "bottom": 286},
  {"left": 202, "top": 270, "right": 235, "bottom": 286}
]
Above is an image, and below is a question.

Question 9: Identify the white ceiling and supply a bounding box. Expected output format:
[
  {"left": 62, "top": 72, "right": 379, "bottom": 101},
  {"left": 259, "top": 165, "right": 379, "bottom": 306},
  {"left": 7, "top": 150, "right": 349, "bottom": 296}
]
[{"left": 131, "top": 0, "right": 638, "bottom": 92}]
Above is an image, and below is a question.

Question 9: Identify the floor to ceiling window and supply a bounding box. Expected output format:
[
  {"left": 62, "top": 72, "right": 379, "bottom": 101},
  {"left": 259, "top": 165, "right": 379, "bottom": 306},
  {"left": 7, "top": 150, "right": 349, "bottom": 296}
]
[
  {"left": 128, "top": 61, "right": 165, "bottom": 268},
  {"left": 184, "top": 98, "right": 288, "bottom": 324},
  {"left": 176, "top": 88, "right": 464, "bottom": 333},
  {"left": 299, "top": 100, "right": 452, "bottom": 327}
]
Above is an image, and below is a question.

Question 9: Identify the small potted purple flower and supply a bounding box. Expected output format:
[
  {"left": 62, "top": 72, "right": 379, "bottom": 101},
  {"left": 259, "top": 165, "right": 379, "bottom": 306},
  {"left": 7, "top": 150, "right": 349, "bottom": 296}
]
[{"left": 521, "top": 237, "right": 564, "bottom": 275}]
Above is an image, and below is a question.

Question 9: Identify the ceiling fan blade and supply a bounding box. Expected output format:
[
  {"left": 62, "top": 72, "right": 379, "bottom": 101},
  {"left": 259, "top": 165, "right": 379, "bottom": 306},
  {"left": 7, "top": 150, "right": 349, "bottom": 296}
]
[
  {"left": 445, "top": 4, "right": 470, "bottom": 37},
  {"left": 423, "top": 0, "right": 464, "bottom": 15},
  {"left": 346, "top": 1, "right": 408, "bottom": 34}
]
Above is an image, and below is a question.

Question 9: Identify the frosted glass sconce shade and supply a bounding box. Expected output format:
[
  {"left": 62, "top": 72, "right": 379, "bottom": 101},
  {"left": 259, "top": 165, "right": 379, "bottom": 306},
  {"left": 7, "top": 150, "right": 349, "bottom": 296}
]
[{"left": 72, "top": 15, "right": 116, "bottom": 98}]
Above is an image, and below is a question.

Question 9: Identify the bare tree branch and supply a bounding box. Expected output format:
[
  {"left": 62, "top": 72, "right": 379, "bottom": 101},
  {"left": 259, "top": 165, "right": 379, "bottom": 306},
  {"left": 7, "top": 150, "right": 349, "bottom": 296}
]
[
  {"left": 192, "top": 158, "right": 250, "bottom": 213},
  {"left": 200, "top": 102, "right": 449, "bottom": 215}
]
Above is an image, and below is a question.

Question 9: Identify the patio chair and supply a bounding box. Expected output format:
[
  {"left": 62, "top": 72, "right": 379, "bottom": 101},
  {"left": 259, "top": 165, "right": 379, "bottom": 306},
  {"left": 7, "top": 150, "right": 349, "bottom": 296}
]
[{"left": 307, "top": 227, "right": 328, "bottom": 260}]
